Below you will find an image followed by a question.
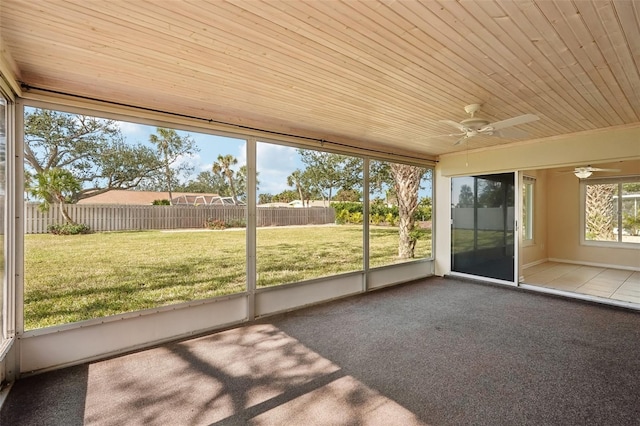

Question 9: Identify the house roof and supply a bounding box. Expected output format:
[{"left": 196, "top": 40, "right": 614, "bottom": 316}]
[
  {"left": 77, "top": 190, "right": 221, "bottom": 205},
  {"left": 2, "top": 1, "right": 639, "bottom": 161}
]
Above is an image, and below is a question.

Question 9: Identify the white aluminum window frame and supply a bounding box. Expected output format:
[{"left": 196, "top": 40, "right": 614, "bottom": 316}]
[
  {"left": 580, "top": 176, "right": 640, "bottom": 249},
  {"left": 522, "top": 176, "right": 535, "bottom": 246}
]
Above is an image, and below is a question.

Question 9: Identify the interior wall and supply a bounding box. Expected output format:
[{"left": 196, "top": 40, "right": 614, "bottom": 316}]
[
  {"left": 547, "top": 159, "right": 640, "bottom": 269},
  {"left": 435, "top": 125, "right": 640, "bottom": 277}
]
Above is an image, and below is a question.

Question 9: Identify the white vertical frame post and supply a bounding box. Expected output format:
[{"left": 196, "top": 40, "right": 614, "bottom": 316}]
[
  {"left": 3, "top": 92, "right": 15, "bottom": 341},
  {"left": 14, "top": 100, "right": 23, "bottom": 336},
  {"left": 10, "top": 99, "right": 24, "bottom": 379},
  {"left": 362, "top": 158, "right": 369, "bottom": 291},
  {"left": 0, "top": 81, "right": 17, "bottom": 382},
  {"left": 514, "top": 170, "right": 521, "bottom": 287},
  {"left": 246, "top": 138, "right": 257, "bottom": 320}
]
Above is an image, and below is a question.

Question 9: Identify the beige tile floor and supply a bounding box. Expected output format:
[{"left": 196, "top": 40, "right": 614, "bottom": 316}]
[{"left": 522, "top": 261, "right": 640, "bottom": 304}]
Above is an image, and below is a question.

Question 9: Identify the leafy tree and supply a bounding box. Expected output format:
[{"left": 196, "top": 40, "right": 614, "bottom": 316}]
[
  {"left": 177, "top": 171, "right": 227, "bottom": 193},
  {"left": 477, "top": 178, "right": 513, "bottom": 208},
  {"left": 457, "top": 185, "right": 474, "bottom": 208},
  {"left": 24, "top": 108, "right": 164, "bottom": 202},
  {"left": 234, "top": 165, "right": 258, "bottom": 201},
  {"left": 272, "top": 189, "right": 298, "bottom": 203},
  {"left": 179, "top": 164, "right": 257, "bottom": 202},
  {"left": 415, "top": 196, "right": 432, "bottom": 221},
  {"left": 297, "top": 150, "right": 363, "bottom": 203},
  {"left": 370, "top": 160, "right": 395, "bottom": 204},
  {"left": 258, "top": 193, "right": 274, "bottom": 204},
  {"left": 26, "top": 168, "right": 81, "bottom": 223},
  {"left": 287, "top": 169, "right": 308, "bottom": 206},
  {"left": 148, "top": 128, "right": 198, "bottom": 205},
  {"left": 334, "top": 189, "right": 361, "bottom": 202}
]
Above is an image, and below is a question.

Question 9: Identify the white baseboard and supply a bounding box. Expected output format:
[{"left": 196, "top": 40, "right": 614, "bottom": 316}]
[
  {"left": 519, "top": 284, "right": 640, "bottom": 311},
  {"left": 522, "top": 258, "right": 549, "bottom": 270},
  {"left": 548, "top": 258, "right": 640, "bottom": 272}
]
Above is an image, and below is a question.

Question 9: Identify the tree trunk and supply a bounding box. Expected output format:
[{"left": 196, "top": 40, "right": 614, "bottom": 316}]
[
  {"left": 391, "top": 164, "right": 424, "bottom": 259},
  {"left": 165, "top": 161, "right": 173, "bottom": 205},
  {"left": 227, "top": 172, "right": 238, "bottom": 204},
  {"left": 57, "top": 201, "right": 75, "bottom": 224}
]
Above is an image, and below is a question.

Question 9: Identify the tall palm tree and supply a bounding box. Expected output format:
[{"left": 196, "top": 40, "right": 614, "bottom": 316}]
[
  {"left": 287, "top": 169, "right": 306, "bottom": 207},
  {"left": 149, "top": 128, "right": 180, "bottom": 204},
  {"left": 585, "top": 183, "right": 616, "bottom": 240},
  {"left": 212, "top": 154, "right": 239, "bottom": 204}
]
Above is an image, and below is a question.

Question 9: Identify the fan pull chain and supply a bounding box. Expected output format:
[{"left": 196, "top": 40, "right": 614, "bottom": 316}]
[{"left": 466, "top": 140, "right": 469, "bottom": 167}]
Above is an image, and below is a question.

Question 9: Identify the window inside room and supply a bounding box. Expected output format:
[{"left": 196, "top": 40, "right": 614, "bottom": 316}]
[
  {"left": 23, "top": 106, "right": 247, "bottom": 330},
  {"left": 582, "top": 177, "right": 640, "bottom": 246},
  {"left": 522, "top": 176, "right": 535, "bottom": 243}
]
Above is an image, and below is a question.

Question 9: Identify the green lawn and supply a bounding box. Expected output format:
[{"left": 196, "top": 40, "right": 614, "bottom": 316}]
[
  {"left": 452, "top": 229, "right": 514, "bottom": 252},
  {"left": 24, "top": 225, "right": 431, "bottom": 330}
]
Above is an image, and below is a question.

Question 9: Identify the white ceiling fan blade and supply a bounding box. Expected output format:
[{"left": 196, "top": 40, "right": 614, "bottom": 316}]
[
  {"left": 588, "top": 167, "right": 621, "bottom": 172},
  {"left": 421, "top": 132, "right": 465, "bottom": 140},
  {"left": 453, "top": 135, "right": 469, "bottom": 146},
  {"left": 487, "top": 114, "right": 539, "bottom": 130},
  {"left": 492, "top": 127, "right": 529, "bottom": 139},
  {"left": 557, "top": 166, "right": 622, "bottom": 174},
  {"left": 439, "top": 120, "right": 466, "bottom": 132}
]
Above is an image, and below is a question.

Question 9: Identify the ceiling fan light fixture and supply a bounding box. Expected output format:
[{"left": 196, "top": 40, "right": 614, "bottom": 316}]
[{"left": 574, "top": 169, "right": 592, "bottom": 179}]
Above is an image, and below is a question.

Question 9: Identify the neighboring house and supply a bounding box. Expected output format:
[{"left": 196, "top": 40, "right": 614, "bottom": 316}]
[
  {"left": 288, "top": 200, "right": 329, "bottom": 208},
  {"left": 257, "top": 202, "right": 291, "bottom": 208},
  {"left": 257, "top": 200, "right": 330, "bottom": 208},
  {"left": 77, "top": 190, "right": 222, "bottom": 205}
]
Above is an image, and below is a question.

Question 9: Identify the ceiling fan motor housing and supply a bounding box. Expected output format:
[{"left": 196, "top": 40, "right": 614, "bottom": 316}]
[{"left": 461, "top": 117, "right": 490, "bottom": 131}]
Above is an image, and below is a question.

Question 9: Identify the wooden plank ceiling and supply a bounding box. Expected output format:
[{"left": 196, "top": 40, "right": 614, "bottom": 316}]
[{"left": 1, "top": 0, "right": 639, "bottom": 159}]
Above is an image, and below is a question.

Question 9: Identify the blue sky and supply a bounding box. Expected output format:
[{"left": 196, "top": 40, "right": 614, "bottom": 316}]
[
  {"left": 26, "top": 106, "right": 431, "bottom": 198},
  {"left": 117, "top": 119, "right": 432, "bottom": 198},
  {"left": 118, "top": 120, "right": 303, "bottom": 195},
  {"left": 25, "top": 106, "right": 429, "bottom": 199}
]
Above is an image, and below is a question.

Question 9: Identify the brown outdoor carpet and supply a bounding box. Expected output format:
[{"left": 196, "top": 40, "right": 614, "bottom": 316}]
[{"left": 2, "top": 276, "right": 640, "bottom": 425}]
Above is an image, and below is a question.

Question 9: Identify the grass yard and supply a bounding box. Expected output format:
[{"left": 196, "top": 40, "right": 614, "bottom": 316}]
[
  {"left": 452, "top": 229, "right": 514, "bottom": 252},
  {"left": 25, "top": 225, "right": 432, "bottom": 330}
]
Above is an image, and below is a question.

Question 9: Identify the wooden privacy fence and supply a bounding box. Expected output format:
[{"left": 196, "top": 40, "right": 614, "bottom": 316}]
[{"left": 24, "top": 203, "right": 336, "bottom": 234}]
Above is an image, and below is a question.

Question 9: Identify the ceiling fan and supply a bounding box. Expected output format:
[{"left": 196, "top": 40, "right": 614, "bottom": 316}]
[
  {"left": 437, "top": 104, "right": 539, "bottom": 145},
  {"left": 568, "top": 165, "right": 621, "bottom": 179}
]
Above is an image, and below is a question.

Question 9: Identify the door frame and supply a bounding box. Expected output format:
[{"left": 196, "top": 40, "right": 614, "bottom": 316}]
[{"left": 449, "top": 171, "right": 519, "bottom": 287}]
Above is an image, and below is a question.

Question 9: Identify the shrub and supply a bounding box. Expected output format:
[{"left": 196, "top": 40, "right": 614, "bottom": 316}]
[
  {"left": 350, "top": 211, "right": 364, "bottom": 224},
  {"left": 385, "top": 213, "right": 398, "bottom": 226},
  {"left": 227, "top": 219, "right": 247, "bottom": 228},
  {"left": 205, "top": 218, "right": 227, "bottom": 230},
  {"left": 331, "top": 201, "right": 362, "bottom": 215},
  {"left": 205, "top": 218, "right": 247, "bottom": 229},
  {"left": 370, "top": 213, "right": 384, "bottom": 225},
  {"left": 152, "top": 199, "right": 170, "bottom": 205},
  {"left": 48, "top": 223, "right": 91, "bottom": 235},
  {"left": 409, "top": 226, "right": 427, "bottom": 243},
  {"left": 335, "top": 209, "right": 351, "bottom": 225}
]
